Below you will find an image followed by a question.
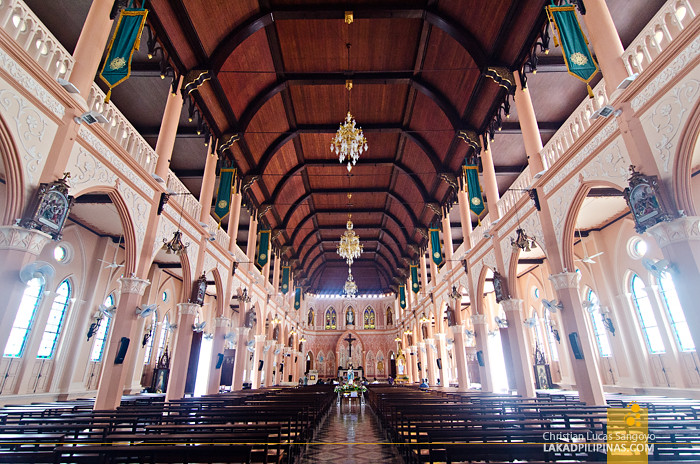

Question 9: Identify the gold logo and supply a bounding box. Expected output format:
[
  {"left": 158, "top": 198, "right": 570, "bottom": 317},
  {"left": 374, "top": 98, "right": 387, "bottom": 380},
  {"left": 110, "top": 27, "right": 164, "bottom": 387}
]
[
  {"left": 109, "top": 56, "right": 127, "bottom": 70},
  {"left": 433, "top": 251, "right": 441, "bottom": 259},
  {"left": 570, "top": 52, "right": 589, "bottom": 66},
  {"left": 607, "top": 402, "right": 650, "bottom": 462},
  {"left": 282, "top": 284, "right": 288, "bottom": 289},
  {"left": 413, "top": 283, "right": 418, "bottom": 288},
  {"left": 259, "top": 253, "right": 266, "bottom": 260},
  {"left": 217, "top": 200, "right": 228, "bottom": 209},
  {"left": 471, "top": 197, "right": 481, "bottom": 205}
]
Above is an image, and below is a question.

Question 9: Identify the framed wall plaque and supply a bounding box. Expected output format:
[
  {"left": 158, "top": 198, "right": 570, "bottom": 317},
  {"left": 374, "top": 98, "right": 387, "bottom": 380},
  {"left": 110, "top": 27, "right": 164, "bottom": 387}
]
[
  {"left": 19, "top": 173, "right": 74, "bottom": 240},
  {"left": 623, "top": 165, "right": 675, "bottom": 233}
]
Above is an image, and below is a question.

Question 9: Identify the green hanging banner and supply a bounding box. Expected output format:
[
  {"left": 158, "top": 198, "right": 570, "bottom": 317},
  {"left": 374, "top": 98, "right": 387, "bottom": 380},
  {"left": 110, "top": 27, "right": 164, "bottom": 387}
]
[
  {"left": 213, "top": 168, "right": 236, "bottom": 226},
  {"left": 464, "top": 164, "right": 485, "bottom": 217},
  {"left": 99, "top": 8, "right": 148, "bottom": 103},
  {"left": 294, "top": 287, "right": 302, "bottom": 310},
  {"left": 410, "top": 264, "right": 420, "bottom": 294},
  {"left": 280, "top": 266, "right": 290, "bottom": 294},
  {"left": 256, "top": 229, "right": 270, "bottom": 268},
  {"left": 546, "top": 3, "right": 599, "bottom": 97},
  {"left": 399, "top": 285, "right": 407, "bottom": 309},
  {"left": 429, "top": 227, "right": 443, "bottom": 266}
]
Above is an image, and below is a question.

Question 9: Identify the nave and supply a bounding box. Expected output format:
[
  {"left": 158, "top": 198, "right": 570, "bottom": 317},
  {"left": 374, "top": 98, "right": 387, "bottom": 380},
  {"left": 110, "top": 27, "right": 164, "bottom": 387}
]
[{"left": 0, "top": 385, "right": 700, "bottom": 462}]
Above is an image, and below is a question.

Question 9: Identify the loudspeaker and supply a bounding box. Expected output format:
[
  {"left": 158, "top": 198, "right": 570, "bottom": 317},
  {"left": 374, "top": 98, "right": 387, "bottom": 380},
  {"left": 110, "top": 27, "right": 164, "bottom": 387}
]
[
  {"left": 215, "top": 353, "right": 224, "bottom": 369},
  {"left": 569, "top": 332, "right": 584, "bottom": 360},
  {"left": 258, "top": 360, "right": 264, "bottom": 371},
  {"left": 417, "top": 362, "right": 422, "bottom": 371},
  {"left": 114, "top": 337, "right": 130, "bottom": 364},
  {"left": 436, "top": 358, "right": 442, "bottom": 369},
  {"left": 476, "top": 350, "right": 485, "bottom": 366}
]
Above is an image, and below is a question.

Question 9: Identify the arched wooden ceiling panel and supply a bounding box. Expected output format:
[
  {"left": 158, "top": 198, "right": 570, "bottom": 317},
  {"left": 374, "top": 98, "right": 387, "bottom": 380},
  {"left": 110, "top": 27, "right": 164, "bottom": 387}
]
[
  {"left": 289, "top": 84, "right": 409, "bottom": 126},
  {"left": 409, "top": 93, "right": 455, "bottom": 163},
  {"left": 286, "top": 203, "right": 312, "bottom": 238},
  {"left": 436, "top": 0, "right": 514, "bottom": 53},
  {"left": 243, "top": 94, "right": 290, "bottom": 165},
  {"left": 399, "top": 138, "right": 440, "bottom": 197},
  {"left": 218, "top": 29, "right": 276, "bottom": 117},
  {"left": 183, "top": 0, "right": 259, "bottom": 56},
  {"left": 271, "top": 175, "right": 306, "bottom": 221},
  {"left": 261, "top": 139, "right": 297, "bottom": 197},
  {"left": 275, "top": 18, "right": 421, "bottom": 73},
  {"left": 465, "top": 79, "right": 505, "bottom": 131},
  {"left": 421, "top": 27, "right": 481, "bottom": 116},
  {"left": 306, "top": 164, "right": 393, "bottom": 191}
]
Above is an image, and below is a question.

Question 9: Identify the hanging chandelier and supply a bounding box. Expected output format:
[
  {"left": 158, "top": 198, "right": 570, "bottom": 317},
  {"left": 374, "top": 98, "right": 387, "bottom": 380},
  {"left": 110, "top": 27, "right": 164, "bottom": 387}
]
[
  {"left": 343, "top": 268, "right": 358, "bottom": 297},
  {"left": 511, "top": 227, "right": 537, "bottom": 252},
  {"left": 162, "top": 230, "right": 189, "bottom": 255},
  {"left": 337, "top": 212, "right": 363, "bottom": 266},
  {"left": 331, "top": 106, "right": 367, "bottom": 171}
]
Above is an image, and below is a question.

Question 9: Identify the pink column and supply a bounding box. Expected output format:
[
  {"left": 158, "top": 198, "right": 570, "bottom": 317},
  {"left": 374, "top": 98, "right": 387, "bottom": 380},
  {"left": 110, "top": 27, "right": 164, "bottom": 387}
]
[
  {"left": 198, "top": 145, "right": 218, "bottom": 223},
  {"left": 420, "top": 253, "right": 428, "bottom": 295},
  {"left": 94, "top": 277, "right": 151, "bottom": 410},
  {"left": 262, "top": 240, "right": 272, "bottom": 284},
  {"left": 471, "top": 314, "right": 494, "bottom": 392},
  {"left": 513, "top": 70, "right": 545, "bottom": 172},
  {"left": 549, "top": 272, "right": 606, "bottom": 405},
  {"left": 272, "top": 251, "right": 281, "bottom": 294},
  {"left": 480, "top": 136, "right": 501, "bottom": 222},
  {"left": 581, "top": 0, "right": 628, "bottom": 94},
  {"left": 206, "top": 316, "right": 230, "bottom": 395},
  {"left": 435, "top": 333, "right": 449, "bottom": 387},
  {"left": 428, "top": 247, "right": 439, "bottom": 287},
  {"left": 70, "top": 0, "right": 114, "bottom": 99},
  {"left": 154, "top": 77, "right": 185, "bottom": 181},
  {"left": 246, "top": 214, "right": 258, "bottom": 272},
  {"left": 232, "top": 327, "right": 252, "bottom": 390},
  {"left": 451, "top": 293, "right": 470, "bottom": 390},
  {"left": 457, "top": 188, "right": 473, "bottom": 249},
  {"left": 250, "top": 335, "right": 266, "bottom": 389},
  {"left": 409, "top": 344, "right": 419, "bottom": 384},
  {"left": 165, "top": 303, "right": 199, "bottom": 401},
  {"left": 501, "top": 299, "right": 536, "bottom": 397},
  {"left": 228, "top": 189, "right": 243, "bottom": 249},
  {"left": 441, "top": 211, "right": 454, "bottom": 270},
  {"left": 0, "top": 227, "right": 52, "bottom": 353},
  {"left": 263, "top": 341, "right": 275, "bottom": 387}
]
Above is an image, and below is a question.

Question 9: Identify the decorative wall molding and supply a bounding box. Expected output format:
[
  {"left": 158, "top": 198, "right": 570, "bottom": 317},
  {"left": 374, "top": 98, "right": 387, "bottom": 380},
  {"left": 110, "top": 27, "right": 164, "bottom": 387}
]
[
  {"left": 500, "top": 298, "right": 523, "bottom": 313},
  {"left": 646, "top": 215, "right": 700, "bottom": 247},
  {"left": 177, "top": 302, "right": 200, "bottom": 316},
  {"left": 117, "top": 276, "right": 150, "bottom": 296},
  {"left": 548, "top": 272, "right": 581, "bottom": 291},
  {"left": 0, "top": 225, "right": 51, "bottom": 254}
]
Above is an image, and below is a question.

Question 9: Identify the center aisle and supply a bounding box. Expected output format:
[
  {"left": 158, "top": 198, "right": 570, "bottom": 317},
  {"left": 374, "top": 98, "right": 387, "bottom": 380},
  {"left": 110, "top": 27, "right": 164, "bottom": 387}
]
[{"left": 302, "top": 399, "right": 403, "bottom": 463}]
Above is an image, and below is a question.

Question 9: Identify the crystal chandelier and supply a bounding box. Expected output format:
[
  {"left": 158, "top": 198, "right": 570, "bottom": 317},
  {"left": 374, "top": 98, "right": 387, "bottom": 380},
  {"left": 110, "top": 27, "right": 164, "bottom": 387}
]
[
  {"left": 331, "top": 107, "right": 367, "bottom": 172},
  {"left": 337, "top": 213, "right": 363, "bottom": 266},
  {"left": 343, "top": 268, "right": 358, "bottom": 297},
  {"left": 162, "top": 230, "right": 188, "bottom": 255}
]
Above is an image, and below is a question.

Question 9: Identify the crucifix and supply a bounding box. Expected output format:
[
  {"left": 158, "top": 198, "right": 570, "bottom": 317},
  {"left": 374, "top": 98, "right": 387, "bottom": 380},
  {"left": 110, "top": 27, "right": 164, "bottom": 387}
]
[{"left": 344, "top": 333, "right": 357, "bottom": 358}]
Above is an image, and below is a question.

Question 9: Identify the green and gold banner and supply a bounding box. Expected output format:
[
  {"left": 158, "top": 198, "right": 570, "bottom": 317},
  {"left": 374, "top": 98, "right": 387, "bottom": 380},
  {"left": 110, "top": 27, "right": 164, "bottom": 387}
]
[
  {"left": 464, "top": 164, "right": 485, "bottom": 217},
  {"left": 213, "top": 168, "right": 236, "bottom": 226},
  {"left": 99, "top": 7, "right": 148, "bottom": 102},
  {"left": 429, "top": 227, "right": 443, "bottom": 266},
  {"left": 410, "top": 264, "right": 420, "bottom": 294},
  {"left": 399, "top": 285, "right": 407, "bottom": 309},
  {"left": 294, "top": 287, "right": 302, "bottom": 310},
  {"left": 546, "top": 3, "right": 599, "bottom": 97},
  {"left": 256, "top": 229, "right": 270, "bottom": 268},
  {"left": 280, "top": 266, "right": 290, "bottom": 294}
]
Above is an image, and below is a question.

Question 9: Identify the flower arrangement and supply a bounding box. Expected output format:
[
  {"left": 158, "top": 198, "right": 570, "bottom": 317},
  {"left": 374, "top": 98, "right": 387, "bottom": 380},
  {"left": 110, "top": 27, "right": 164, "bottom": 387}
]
[{"left": 334, "top": 384, "right": 367, "bottom": 396}]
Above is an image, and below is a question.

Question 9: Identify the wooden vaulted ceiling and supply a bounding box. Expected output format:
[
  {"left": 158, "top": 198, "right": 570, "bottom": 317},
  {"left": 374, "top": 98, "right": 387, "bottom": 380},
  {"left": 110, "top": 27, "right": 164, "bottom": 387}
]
[{"left": 142, "top": 0, "right": 550, "bottom": 293}]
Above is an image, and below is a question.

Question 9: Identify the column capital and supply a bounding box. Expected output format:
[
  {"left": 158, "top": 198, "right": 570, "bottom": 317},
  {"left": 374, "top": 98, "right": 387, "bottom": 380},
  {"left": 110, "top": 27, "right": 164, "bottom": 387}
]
[
  {"left": 434, "top": 333, "right": 446, "bottom": 340},
  {"left": 548, "top": 272, "right": 581, "bottom": 291},
  {"left": 0, "top": 226, "right": 52, "bottom": 255},
  {"left": 214, "top": 316, "right": 230, "bottom": 328},
  {"left": 236, "top": 327, "right": 251, "bottom": 337},
  {"left": 646, "top": 216, "right": 700, "bottom": 247},
  {"left": 471, "top": 314, "right": 487, "bottom": 325},
  {"left": 450, "top": 324, "right": 465, "bottom": 335},
  {"left": 500, "top": 298, "right": 524, "bottom": 313},
  {"left": 118, "top": 276, "right": 151, "bottom": 295},
  {"left": 177, "top": 302, "right": 200, "bottom": 316},
  {"left": 255, "top": 334, "right": 266, "bottom": 342}
]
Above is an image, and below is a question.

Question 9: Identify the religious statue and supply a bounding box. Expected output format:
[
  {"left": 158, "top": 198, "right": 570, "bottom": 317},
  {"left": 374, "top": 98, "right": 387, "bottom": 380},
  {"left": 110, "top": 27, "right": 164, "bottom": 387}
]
[
  {"left": 346, "top": 307, "right": 355, "bottom": 325},
  {"left": 272, "top": 325, "right": 280, "bottom": 341},
  {"left": 445, "top": 306, "right": 456, "bottom": 327},
  {"left": 493, "top": 270, "right": 509, "bottom": 303},
  {"left": 387, "top": 309, "right": 393, "bottom": 326},
  {"left": 421, "top": 324, "right": 428, "bottom": 339},
  {"left": 308, "top": 309, "right": 314, "bottom": 326},
  {"left": 244, "top": 308, "right": 256, "bottom": 329}
]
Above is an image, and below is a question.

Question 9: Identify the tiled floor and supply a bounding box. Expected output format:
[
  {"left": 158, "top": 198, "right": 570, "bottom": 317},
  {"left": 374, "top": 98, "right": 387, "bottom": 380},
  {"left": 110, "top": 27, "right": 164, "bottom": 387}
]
[{"left": 302, "top": 398, "right": 403, "bottom": 464}]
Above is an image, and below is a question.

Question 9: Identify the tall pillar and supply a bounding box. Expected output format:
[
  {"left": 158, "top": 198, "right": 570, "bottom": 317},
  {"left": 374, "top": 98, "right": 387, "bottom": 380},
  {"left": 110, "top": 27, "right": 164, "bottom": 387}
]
[
  {"left": 272, "top": 251, "right": 281, "bottom": 294},
  {"left": 513, "top": 70, "right": 545, "bottom": 172},
  {"left": 425, "top": 339, "right": 438, "bottom": 385},
  {"left": 471, "top": 314, "right": 494, "bottom": 392},
  {"left": 435, "top": 333, "right": 449, "bottom": 386},
  {"left": 501, "top": 299, "right": 536, "bottom": 397},
  {"left": 441, "top": 210, "right": 454, "bottom": 270},
  {"left": 165, "top": 303, "right": 199, "bottom": 401},
  {"left": 70, "top": 0, "right": 114, "bottom": 99},
  {"left": 227, "top": 189, "right": 243, "bottom": 248},
  {"left": 428, "top": 247, "right": 439, "bottom": 287},
  {"left": 457, "top": 187, "right": 473, "bottom": 249},
  {"left": 409, "top": 345, "right": 419, "bottom": 384},
  {"left": 420, "top": 253, "right": 429, "bottom": 295},
  {"left": 246, "top": 214, "right": 258, "bottom": 272},
  {"left": 154, "top": 76, "right": 185, "bottom": 181},
  {"left": 480, "top": 135, "right": 501, "bottom": 222},
  {"left": 94, "top": 276, "right": 151, "bottom": 410},
  {"left": 581, "top": 0, "right": 628, "bottom": 94},
  {"left": 251, "top": 335, "right": 266, "bottom": 389},
  {"left": 263, "top": 341, "right": 275, "bottom": 387},
  {"left": 232, "top": 327, "right": 251, "bottom": 390},
  {"left": 0, "top": 227, "right": 52, "bottom": 355},
  {"left": 262, "top": 241, "right": 272, "bottom": 285},
  {"left": 198, "top": 144, "right": 218, "bottom": 224},
  {"left": 549, "top": 272, "right": 606, "bottom": 405},
  {"left": 451, "top": 325, "right": 470, "bottom": 390},
  {"left": 206, "top": 316, "right": 229, "bottom": 395}
]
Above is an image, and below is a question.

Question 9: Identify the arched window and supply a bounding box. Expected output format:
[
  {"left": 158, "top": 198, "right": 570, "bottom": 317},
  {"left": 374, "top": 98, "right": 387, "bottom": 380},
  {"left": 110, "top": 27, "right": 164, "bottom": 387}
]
[
  {"left": 364, "top": 307, "right": 376, "bottom": 329},
  {"left": 543, "top": 309, "right": 559, "bottom": 362},
  {"left": 143, "top": 316, "right": 157, "bottom": 365},
  {"left": 586, "top": 289, "right": 612, "bottom": 357},
  {"left": 90, "top": 295, "right": 114, "bottom": 362},
  {"left": 4, "top": 277, "right": 44, "bottom": 358},
  {"left": 156, "top": 315, "right": 169, "bottom": 361},
  {"left": 325, "top": 308, "right": 336, "bottom": 330},
  {"left": 37, "top": 279, "right": 71, "bottom": 359},
  {"left": 630, "top": 274, "right": 665, "bottom": 354},
  {"left": 658, "top": 271, "right": 695, "bottom": 351}
]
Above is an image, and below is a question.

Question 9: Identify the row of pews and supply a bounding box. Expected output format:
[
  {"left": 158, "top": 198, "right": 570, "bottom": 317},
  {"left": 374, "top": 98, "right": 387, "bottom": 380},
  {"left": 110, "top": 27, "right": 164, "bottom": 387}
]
[
  {"left": 367, "top": 386, "right": 700, "bottom": 463},
  {"left": 0, "top": 385, "right": 335, "bottom": 463}
]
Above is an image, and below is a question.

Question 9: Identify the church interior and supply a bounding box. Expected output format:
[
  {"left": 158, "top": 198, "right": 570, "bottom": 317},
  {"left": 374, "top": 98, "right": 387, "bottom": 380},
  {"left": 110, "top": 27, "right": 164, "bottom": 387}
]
[{"left": 0, "top": 0, "right": 699, "bottom": 462}]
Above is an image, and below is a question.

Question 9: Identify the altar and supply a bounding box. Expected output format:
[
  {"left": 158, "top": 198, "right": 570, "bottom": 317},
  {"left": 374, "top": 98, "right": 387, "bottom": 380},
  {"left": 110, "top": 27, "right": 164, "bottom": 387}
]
[{"left": 338, "top": 367, "right": 363, "bottom": 381}]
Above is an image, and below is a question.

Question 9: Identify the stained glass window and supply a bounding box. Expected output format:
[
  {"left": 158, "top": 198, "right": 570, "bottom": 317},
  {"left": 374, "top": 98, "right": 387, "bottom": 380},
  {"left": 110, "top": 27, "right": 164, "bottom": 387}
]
[
  {"left": 364, "top": 307, "right": 376, "bottom": 329},
  {"left": 325, "top": 308, "right": 336, "bottom": 330},
  {"left": 587, "top": 289, "right": 612, "bottom": 357},
  {"left": 4, "top": 277, "right": 44, "bottom": 358},
  {"left": 630, "top": 274, "right": 665, "bottom": 354},
  {"left": 90, "top": 295, "right": 114, "bottom": 362},
  {"left": 37, "top": 279, "right": 71, "bottom": 358},
  {"left": 658, "top": 271, "right": 694, "bottom": 352}
]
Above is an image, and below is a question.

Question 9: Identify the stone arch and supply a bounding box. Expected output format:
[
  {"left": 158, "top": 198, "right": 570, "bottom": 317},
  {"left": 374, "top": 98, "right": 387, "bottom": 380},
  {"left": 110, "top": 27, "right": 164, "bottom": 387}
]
[
  {"left": 0, "top": 111, "right": 24, "bottom": 225},
  {"left": 365, "top": 351, "right": 375, "bottom": 377},
  {"left": 306, "top": 350, "right": 314, "bottom": 372},
  {"left": 205, "top": 267, "right": 225, "bottom": 317},
  {"left": 475, "top": 264, "right": 493, "bottom": 315},
  {"left": 672, "top": 96, "right": 700, "bottom": 216},
  {"left": 335, "top": 329, "right": 363, "bottom": 368}
]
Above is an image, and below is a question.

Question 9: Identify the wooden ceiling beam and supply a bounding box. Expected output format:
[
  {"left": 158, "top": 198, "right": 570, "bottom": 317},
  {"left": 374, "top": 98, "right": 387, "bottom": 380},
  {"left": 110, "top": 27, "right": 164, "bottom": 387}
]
[{"left": 298, "top": 235, "right": 399, "bottom": 274}]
